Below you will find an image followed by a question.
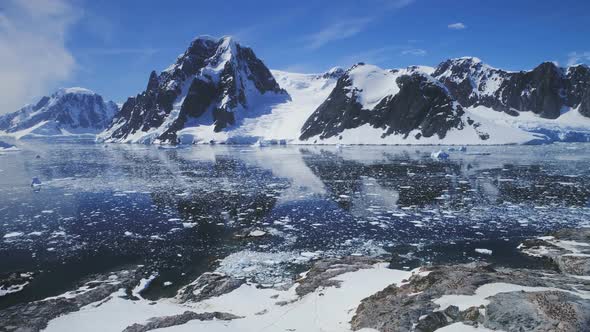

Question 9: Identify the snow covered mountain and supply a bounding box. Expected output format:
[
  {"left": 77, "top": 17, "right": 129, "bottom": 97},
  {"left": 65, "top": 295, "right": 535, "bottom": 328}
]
[
  {"left": 97, "top": 34, "right": 590, "bottom": 145},
  {"left": 300, "top": 59, "right": 590, "bottom": 145},
  {"left": 300, "top": 64, "right": 466, "bottom": 142},
  {"left": 176, "top": 68, "right": 342, "bottom": 144},
  {"left": 0, "top": 88, "right": 118, "bottom": 139},
  {"left": 99, "top": 36, "right": 291, "bottom": 144}
]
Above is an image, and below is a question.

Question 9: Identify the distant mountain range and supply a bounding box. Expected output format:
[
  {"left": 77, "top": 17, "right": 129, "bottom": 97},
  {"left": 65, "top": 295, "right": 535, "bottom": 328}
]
[
  {"left": 2, "top": 36, "right": 590, "bottom": 145},
  {"left": 0, "top": 88, "right": 117, "bottom": 139}
]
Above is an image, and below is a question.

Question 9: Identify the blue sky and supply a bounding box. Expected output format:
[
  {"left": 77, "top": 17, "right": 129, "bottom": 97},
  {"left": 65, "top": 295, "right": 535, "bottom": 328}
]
[{"left": 1, "top": 0, "right": 589, "bottom": 111}]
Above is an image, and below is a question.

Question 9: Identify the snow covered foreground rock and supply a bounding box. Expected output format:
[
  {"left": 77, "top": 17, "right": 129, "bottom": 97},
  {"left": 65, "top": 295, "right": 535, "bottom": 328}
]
[
  {"left": 1, "top": 229, "right": 590, "bottom": 332},
  {"left": 0, "top": 88, "right": 118, "bottom": 139}
]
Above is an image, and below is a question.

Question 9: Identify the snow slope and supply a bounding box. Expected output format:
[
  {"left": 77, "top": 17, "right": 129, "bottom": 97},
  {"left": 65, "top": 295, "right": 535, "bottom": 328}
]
[
  {"left": 43, "top": 263, "right": 411, "bottom": 332},
  {"left": 175, "top": 69, "right": 339, "bottom": 144}
]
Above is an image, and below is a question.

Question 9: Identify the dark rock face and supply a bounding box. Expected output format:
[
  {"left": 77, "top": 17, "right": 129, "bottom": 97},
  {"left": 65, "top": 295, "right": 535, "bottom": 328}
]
[
  {"left": 300, "top": 69, "right": 466, "bottom": 141},
  {"left": 433, "top": 58, "right": 590, "bottom": 119},
  {"left": 372, "top": 74, "right": 464, "bottom": 139},
  {"left": 0, "top": 89, "right": 118, "bottom": 134},
  {"left": 572, "top": 66, "right": 590, "bottom": 117},
  {"left": 299, "top": 70, "right": 365, "bottom": 140},
  {"left": 103, "top": 36, "right": 288, "bottom": 143},
  {"left": 319, "top": 67, "right": 345, "bottom": 80}
]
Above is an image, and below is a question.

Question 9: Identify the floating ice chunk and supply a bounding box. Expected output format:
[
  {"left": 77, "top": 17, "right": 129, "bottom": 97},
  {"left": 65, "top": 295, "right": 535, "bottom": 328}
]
[
  {"left": 133, "top": 274, "right": 158, "bottom": 298},
  {"left": 3, "top": 232, "right": 24, "bottom": 239},
  {"left": 475, "top": 248, "right": 493, "bottom": 255},
  {"left": 163, "top": 281, "right": 173, "bottom": 287},
  {"left": 252, "top": 140, "right": 269, "bottom": 147},
  {"left": 431, "top": 150, "right": 449, "bottom": 160},
  {"left": 0, "top": 141, "right": 18, "bottom": 152},
  {"left": 31, "top": 177, "right": 42, "bottom": 187},
  {"left": 182, "top": 222, "right": 197, "bottom": 228},
  {"left": 248, "top": 230, "right": 267, "bottom": 237},
  {"left": 0, "top": 282, "right": 29, "bottom": 297},
  {"left": 300, "top": 251, "right": 320, "bottom": 258}
]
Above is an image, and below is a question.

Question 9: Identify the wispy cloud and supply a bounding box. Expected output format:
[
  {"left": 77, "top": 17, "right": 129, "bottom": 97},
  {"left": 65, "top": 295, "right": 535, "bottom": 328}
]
[
  {"left": 81, "top": 48, "right": 160, "bottom": 56},
  {"left": 339, "top": 46, "right": 399, "bottom": 66},
  {"left": 567, "top": 51, "right": 590, "bottom": 66},
  {"left": 401, "top": 48, "right": 427, "bottom": 56},
  {"left": 339, "top": 44, "right": 427, "bottom": 68},
  {"left": 305, "top": 17, "right": 374, "bottom": 50},
  {"left": 304, "top": 0, "right": 416, "bottom": 50},
  {"left": 0, "top": 0, "right": 79, "bottom": 114},
  {"left": 386, "top": 0, "right": 416, "bottom": 9},
  {"left": 448, "top": 22, "right": 466, "bottom": 30}
]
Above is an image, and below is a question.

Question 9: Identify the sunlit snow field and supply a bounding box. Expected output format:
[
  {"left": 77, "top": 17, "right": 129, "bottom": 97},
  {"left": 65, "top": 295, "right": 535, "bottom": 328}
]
[{"left": 1, "top": 141, "right": 590, "bottom": 308}]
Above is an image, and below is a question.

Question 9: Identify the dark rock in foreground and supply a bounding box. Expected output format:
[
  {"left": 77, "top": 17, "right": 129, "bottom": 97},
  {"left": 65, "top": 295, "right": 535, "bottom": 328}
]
[
  {"left": 295, "top": 256, "right": 381, "bottom": 297},
  {"left": 519, "top": 227, "right": 590, "bottom": 275},
  {"left": 122, "top": 311, "right": 242, "bottom": 332},
  {"left": 351, "top": 263, "right": 590, "bottom": 332},
  {"left": 485, "top": 291, "right": 590, "bottom": 332},
  {"left": 0, "top": 268, "right": 143, "bottom": 332},
  {"left": 176, "top": 272, "right": 245, "bottom": 303},
  {"left": 352, "top": 227, "right": 590, "bottom": 332}
]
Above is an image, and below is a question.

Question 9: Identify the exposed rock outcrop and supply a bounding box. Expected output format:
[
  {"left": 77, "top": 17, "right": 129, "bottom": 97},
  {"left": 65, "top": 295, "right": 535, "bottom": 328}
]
[
  {"left": 176, "top": 272, "right": 245, "bottom": 303},
  {"left": 122, "top": 311, "right": 242, "bottom": 332},
  {"left": 351, "top": 263, "right": 590, "bottom": 332},
  {"left": 0, "top": 268, "right": 142, "bottom": 332}
]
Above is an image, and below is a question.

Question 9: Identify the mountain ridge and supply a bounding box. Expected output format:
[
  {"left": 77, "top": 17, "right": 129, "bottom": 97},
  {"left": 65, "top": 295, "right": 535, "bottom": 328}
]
[
  {"left": 299, "top": 57, "right": 590, "bottom": 145},
  {"left": 3, "top": 36, "right": 590, "bottom": 145},
  {"left": 0, "top": 88, "right": 118, "bottom": 139}
]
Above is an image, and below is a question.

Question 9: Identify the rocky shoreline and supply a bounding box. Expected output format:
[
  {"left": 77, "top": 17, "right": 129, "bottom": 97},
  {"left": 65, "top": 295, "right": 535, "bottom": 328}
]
[{"left": 1, "top": 228, "right": 589, "bottom": 332}]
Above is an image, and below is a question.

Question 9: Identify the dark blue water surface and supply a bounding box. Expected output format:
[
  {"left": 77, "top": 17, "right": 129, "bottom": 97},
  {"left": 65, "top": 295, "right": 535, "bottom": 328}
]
[{"left": 1, "top": 141, "right": 589, "bottom": 307}]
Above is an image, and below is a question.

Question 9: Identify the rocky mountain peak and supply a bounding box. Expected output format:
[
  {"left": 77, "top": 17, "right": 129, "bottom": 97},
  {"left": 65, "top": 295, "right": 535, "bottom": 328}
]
[
  {"left": 101, "top": 35, "right": 289, "bottom": 143},
  {"left": 319, "top": 67, "right": 345, "bottom": 80}
]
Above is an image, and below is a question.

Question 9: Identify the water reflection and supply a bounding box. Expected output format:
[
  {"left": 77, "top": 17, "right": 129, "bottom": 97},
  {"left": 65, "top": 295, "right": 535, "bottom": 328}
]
[{"left": 0, "top": 142, "right": 589, "bottom": 305}]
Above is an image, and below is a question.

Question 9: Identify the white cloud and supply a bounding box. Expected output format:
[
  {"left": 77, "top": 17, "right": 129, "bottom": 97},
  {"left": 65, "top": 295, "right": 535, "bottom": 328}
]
[
  {"left": 567, "top": 51, "right": 590, "bottom": 66},
  {"left": 305, "top": 17, "right": 373, "bottom": 50},
  {"left": 0, "top": 0, "right": 79, "bottom": 114},
  {"left": 448, "top": 22, "right": 466, "bottom": 30},
  {"left": 401, "top": 48, "right": 427, "bottom": 56}
]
